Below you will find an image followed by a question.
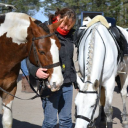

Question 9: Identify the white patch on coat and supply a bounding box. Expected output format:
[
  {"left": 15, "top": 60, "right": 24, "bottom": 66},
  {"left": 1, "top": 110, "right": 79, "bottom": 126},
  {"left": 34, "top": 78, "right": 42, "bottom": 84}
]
[
  {"left": 0, "top": 12, "right": 35, "bottom": 45},
  {"left": 49, "top": 38, "right": 63, "bottom": 87},
  {"left": 2, "top": 101, "right": 13, "bottom": 128}
]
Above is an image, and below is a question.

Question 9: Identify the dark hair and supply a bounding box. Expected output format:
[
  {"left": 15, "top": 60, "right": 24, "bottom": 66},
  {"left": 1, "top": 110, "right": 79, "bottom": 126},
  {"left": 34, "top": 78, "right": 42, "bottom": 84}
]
[
  {"left": 55, "top": 8, "right": 76, "bottom": 20},
  {"left": 49, "top": 8, "right": 76, "bottom": 22}
]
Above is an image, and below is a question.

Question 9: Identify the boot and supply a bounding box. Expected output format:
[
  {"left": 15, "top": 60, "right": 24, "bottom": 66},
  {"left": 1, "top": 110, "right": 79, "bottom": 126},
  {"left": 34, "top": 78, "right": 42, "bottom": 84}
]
[{"left": 21, "top": 76, "right": 34, "bottom": 93}]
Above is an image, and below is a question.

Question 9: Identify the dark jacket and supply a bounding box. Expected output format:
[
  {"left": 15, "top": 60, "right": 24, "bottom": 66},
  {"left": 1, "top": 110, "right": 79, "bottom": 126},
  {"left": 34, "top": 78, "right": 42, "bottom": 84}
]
[{"left": 56, "top": 30, "right": 76, "bottom": 83}]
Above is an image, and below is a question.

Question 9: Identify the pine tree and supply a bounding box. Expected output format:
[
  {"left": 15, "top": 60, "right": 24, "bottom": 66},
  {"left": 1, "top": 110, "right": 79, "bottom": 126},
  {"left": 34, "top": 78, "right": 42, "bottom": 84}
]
[{"left": 0, "top": 0, "right": 41, "bottom": 16}]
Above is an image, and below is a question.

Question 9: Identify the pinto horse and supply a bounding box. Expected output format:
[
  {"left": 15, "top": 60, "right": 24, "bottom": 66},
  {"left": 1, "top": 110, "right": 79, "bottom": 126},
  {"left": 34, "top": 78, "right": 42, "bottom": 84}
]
[
  {"left": 0, "top": 12, "right": 64, "bottom": 128},
  {"left": 75, "top": 16, "right": 128, "bottom": 128}
]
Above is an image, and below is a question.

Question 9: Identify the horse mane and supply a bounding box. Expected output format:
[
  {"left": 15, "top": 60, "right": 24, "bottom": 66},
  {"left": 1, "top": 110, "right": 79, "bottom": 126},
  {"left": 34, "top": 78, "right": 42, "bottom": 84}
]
[
  {"left": 85, "top": 25, "right": 96, "bottom": 77},
  {"left": 34, "top": 20, "right": 50, "bottom": 34}
]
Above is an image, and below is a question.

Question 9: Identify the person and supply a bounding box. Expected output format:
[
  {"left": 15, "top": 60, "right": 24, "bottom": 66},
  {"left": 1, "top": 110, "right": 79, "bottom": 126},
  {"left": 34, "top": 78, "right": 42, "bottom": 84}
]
[{"left": 27, "top": 8, "right": 76, "bottom": 128}]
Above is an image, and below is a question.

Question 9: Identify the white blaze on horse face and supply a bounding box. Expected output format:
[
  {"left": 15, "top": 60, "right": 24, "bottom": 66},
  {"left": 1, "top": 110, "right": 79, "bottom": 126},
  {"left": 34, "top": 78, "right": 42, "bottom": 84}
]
[
  {"left": 49, "top": 38, "right": 63, "bottom": 89},
  {"left": 2, "top": 101, "right": 13, "bottom": 128},
  {"left": 75, "top": 85, "right": 99, "bottom": 128},
  {"left": 0, "top": 12, "right": 32, "bottom": 45}
]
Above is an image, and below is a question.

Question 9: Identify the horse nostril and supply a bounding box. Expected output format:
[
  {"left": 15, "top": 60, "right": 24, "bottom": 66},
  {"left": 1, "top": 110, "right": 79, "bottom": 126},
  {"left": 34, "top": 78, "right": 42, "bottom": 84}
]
[
  {"left": 51, "top": 82, "right": 57, "bottom": 92},
  {"left": 53, "top": 82, "right": 56, "bottom": 88}
]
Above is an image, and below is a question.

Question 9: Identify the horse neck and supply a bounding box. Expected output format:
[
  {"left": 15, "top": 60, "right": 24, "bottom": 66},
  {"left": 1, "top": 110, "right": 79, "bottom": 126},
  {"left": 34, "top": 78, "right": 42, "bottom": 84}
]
[
  {"left": 79, "top": 23, "right": 106, "bottom": 83},
  {"left": 0, "top": 13, "right": 34, "bottom": 63}
]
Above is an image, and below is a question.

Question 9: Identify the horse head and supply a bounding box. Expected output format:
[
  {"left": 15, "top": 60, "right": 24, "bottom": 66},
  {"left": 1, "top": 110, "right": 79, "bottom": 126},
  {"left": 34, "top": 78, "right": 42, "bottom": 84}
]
[
  {"left": 27, "top": 17, "right": 64, "bottom": 92},
  {"left": 75, "top": 79, "right": 100, "bottom": 128}
]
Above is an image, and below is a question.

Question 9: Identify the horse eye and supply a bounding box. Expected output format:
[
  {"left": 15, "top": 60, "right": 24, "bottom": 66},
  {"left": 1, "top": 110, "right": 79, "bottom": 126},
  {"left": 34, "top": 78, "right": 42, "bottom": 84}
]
[{"left": 38, "top": 50, "right": 45, "bottom": 55}]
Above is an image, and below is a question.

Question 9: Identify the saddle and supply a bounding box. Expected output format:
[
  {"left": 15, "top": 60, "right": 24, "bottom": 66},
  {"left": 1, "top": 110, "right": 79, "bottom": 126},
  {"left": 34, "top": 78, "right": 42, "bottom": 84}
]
[
  {"left": 109, "top": 26, "right": 128, "bottom": 61},
  {"left": 74, "top": 18, "right": 128, "bottom": 62}
]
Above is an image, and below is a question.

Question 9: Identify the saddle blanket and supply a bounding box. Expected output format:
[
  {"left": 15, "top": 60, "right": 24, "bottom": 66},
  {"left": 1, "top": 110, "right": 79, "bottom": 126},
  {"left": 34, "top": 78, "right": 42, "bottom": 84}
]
[{"left": 86, "top": 15, "right": 110, "bottom": 29}]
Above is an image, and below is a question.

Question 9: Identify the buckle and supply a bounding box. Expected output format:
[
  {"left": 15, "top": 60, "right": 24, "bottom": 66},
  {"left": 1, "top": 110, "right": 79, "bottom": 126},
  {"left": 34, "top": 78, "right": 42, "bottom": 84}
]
[{"left": 87, "top": 120, "right": 96, "bottom": 128}]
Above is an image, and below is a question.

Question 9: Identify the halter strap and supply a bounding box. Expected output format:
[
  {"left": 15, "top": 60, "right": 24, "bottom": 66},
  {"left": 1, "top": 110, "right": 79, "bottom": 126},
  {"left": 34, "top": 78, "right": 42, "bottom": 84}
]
[
  {"left": 76, "top": 115, "right": 91, "bottom": 122},
  {"left": 79, "top": 90, "right": 97, "bottom": 94},
  {"left": 32, "top": 32, "right": 55, "bottom": 41},
  {"left": 43, "top": 62, "right": 60, "bottom": 69}
]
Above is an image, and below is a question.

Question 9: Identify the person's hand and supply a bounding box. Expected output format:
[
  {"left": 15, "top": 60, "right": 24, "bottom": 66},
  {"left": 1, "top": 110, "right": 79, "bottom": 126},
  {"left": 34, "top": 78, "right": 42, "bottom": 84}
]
[{"left": 36, "top": 68, "right": 49, "bottom": 79}]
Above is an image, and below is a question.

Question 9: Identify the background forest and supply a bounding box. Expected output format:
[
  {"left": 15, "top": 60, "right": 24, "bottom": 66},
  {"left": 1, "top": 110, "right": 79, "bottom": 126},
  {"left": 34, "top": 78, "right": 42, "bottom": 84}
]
[{"left": 0, "top": 0, "right": 128, "bottom": 28}]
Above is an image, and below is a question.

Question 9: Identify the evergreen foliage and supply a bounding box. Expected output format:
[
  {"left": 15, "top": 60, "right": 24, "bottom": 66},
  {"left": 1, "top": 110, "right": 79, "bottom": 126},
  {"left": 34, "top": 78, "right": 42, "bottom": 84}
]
[
  {"left": 0, "top": 0, "right": 41, "bottom": 15},
  {"left": 41, "top": 0, "right": 128, "bottom": 27},
  {"left": 0, "top": 0, "right": 128, "bottom": 27}
]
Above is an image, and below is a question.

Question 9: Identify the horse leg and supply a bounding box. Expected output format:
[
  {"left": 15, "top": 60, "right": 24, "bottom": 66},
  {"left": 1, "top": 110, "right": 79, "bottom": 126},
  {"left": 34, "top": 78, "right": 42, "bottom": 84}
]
[
  {"left": 100, "top": 86, "right": 106, "bottom": 124},
  {"left": 104, "top": 77, "right": 115, "bottom": 128},
  {"left": 1, "top": 82, "right": 17, "bottom": 128},
  {"left": 120, "top": 74, "right": 128, "bottom": 128}
]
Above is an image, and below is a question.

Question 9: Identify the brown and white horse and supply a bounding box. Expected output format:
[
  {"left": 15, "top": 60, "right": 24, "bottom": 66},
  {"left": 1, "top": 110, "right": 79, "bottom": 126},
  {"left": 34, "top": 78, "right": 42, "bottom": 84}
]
[{"left": 0, "top": 12, "right": 64, "bottom": 128}]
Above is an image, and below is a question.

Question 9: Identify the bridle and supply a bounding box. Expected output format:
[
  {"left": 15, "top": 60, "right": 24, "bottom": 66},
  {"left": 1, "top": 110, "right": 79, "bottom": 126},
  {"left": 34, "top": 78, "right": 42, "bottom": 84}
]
[{"left": 76, "top": 25, "right": 106, "bottom": 128}]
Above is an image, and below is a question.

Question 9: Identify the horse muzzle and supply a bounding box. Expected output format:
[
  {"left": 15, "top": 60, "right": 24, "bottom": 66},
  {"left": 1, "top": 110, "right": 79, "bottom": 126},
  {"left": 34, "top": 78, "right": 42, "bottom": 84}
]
[
  {"left": 50, "top": 82, "right": 61, "bottom": 92},
  {"left": 87, "top": 122, "right": 96, "bottom": 128}
]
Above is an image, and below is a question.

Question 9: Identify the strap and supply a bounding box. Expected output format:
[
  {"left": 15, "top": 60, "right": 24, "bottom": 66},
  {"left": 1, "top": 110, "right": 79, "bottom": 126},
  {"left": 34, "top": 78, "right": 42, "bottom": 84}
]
[
  {"left": 21, "top": 68, "right": 42, "bottom": 97},
  {"left": 32, "top": 40, "right": 42, "bottom": 67},
  {"left": 79, "top": 90, "right": 97, "bottom": 94},
  {"left": 33, "top": 32, "right": 55, "bottom": 41},
  {"left": 76, "top": 115, "right": 91, "bottom": 122},
  {"left": 0, "top": 86, "right": 39, "bottom": 100},
  {"left": 43, "top": 62, "right": 60, "bottom": 69}
]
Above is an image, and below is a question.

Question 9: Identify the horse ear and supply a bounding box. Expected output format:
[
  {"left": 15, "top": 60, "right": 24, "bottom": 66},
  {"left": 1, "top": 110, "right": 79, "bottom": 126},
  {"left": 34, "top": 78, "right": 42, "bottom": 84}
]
[
  {"left": 29, "top": 17, "right": 38, "bottom": 36},
  {"left": 93, "top": 79, "right": 99, "bottom": 90},
  {"left": 48, "top": 16, "right": 68, "bottom": 32},
  {"left": 29, "top": 17, "right": 36, "bottom": 27}
]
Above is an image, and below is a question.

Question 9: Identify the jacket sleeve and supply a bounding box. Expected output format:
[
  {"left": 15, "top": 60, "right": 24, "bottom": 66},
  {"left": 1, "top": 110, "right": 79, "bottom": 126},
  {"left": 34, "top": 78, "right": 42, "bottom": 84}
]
[{"left": 26, "top": 58, "right": 39, "bottom": 78}]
